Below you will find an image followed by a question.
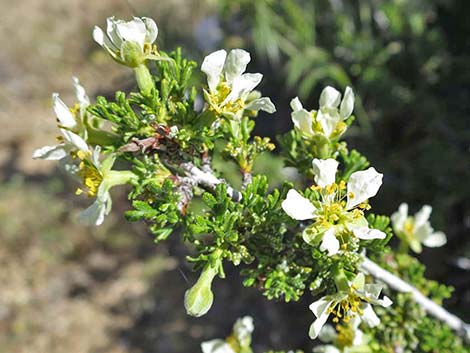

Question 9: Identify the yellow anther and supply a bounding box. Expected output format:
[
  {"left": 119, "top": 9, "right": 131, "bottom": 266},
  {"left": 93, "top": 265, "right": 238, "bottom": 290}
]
[{"left": 338, "top": 180, "right": 346, "bottom": 190}]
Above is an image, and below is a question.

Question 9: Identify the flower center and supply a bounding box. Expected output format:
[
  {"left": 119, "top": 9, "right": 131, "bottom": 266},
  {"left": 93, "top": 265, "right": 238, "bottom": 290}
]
[
  {"left": 209, "top": 82, "right": 245, "bottom": 115},
  {"left": 75, "top": 151, "right": 103, "bottom": 197},
  {"left": 328, "top": 287, "right": 363, "bottom": 324}
]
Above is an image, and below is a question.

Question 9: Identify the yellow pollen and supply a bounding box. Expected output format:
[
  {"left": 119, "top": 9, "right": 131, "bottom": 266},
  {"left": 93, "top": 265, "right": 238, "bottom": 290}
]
[{"left": 77, "top": 162, "right": 103, "bottom": 197}]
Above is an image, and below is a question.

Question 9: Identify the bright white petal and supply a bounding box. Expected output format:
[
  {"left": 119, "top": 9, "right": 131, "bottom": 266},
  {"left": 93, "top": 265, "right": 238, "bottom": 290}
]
[
  {"left": 201, "top": 339, "right": 235, "bottom": 353},
  {"left": 92, "top": 26, "right": 105, "bottom": 46},
  {"left": 309, "top": 298, "right": 334, "bottom": 339},
  {"left": 72, "top": 76, "right": 90, "bottom": 108},
  {"left": 379, "top": 296, "right": 393, "bottom": 307},
  {"left": 414, "top": 223, "right": 433, "bottom": 242},
  {"left": 316, "top": 108, "right": 341, "bottom": 138},
  {"left": 142, "top": 17, "right": 158, "bottom": 43},
  {"left": 53, "top": 93, "right": 76, "bottom": 128},
  {"left": 233, "top": 316, "right": 254, "bottom": 344},
  {"left": 353, "top": 227, "right": 386, "bottom": 240},
  {"left": 423, "top": 231, "right": 447, "bottom": 248},
  {"left": 312, "top": 158, "right": 339, "bottom": 187},
  {"left": 32, "top": 144, "right": 67, "bottom": 160},
  {"left": 202, "top": 49, "right": 227, "bottom": 92},
  {"left": 292, "top": 109, "right": 314, "bottom": 136},
  {"left": 414, "top": 205, "right": 432, "bottom": 228},
  {"left": 318, "top": 324, "right": 337, "bottom": 343},
  {"left": 320, "top": 229, "right": 340, "bottom": 256},
  {"left": 224, "top": 49, "right": 251, "bottom": 83},
  {"left": 290, "top": 97, "right": 303, "bottom": 111},
  {"left": 391, "top": 203, "right": 408, "bottom": 231},
  {"left": 106, "top": 17, "right": 123, "bottom": 49},
  {"left": 319, "top": 86, "right": 341, "bottom": 108},
  {"left": 225, "top": 73, "right": 262, "bottom": 103},
  {"left": 116, "top": 17, "right": 147, "bottom": 48},
  {"left": 281, "top": 189, "right": 316, "bottom": 221},
  {"left": 245, "top": 97, "right": 276, "bottom": 113},
  {"left": 346, "top": 167, "right": 383, "bottom": 210},
  {"left": 78, "top": 198, "right": 107, "bottom": 226},
  {"left": 60, "top": 129, "right": 89, "bottom": 152},
  {"left": 340, "top": 86, "right": 354, "bottom": 119},
  {"left": 361, "top": 304, "right": 380, "bottom": 327}
]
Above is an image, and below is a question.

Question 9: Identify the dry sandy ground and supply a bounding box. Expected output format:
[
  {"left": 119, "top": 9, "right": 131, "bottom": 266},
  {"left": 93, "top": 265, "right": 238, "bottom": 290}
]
[{"left": 0, "top": 1, "right": 214, "bottom": 352}]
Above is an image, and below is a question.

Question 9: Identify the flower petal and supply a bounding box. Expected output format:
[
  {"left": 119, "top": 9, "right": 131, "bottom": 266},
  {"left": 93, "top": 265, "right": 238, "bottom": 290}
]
[
  {"left": 414, "top": 205, "right": 432, "bottom": 228},
  {"left": 309, "top": 298, "right": 335, "bottom": 339},
  {"left": 78, "top": 197, "right": 107, "bottom": 226},
  {"left": 60, "top": 129, "right": 89, "bottom": 152},
  {"left": 281, "top": 189, "right": 316, "bottom": 221},
  {"left": 106, "top": 17, "right": 123, "bottom": 49},
  {"left": 224, "top": 49, "right": 251, "bottom": 83},
  {"left": 316, "top": 107, "right": 341, "bottom": 138},
  {"left": 320, "top": 228, "right": 340, "bottom": 256},
  {"left": 92, "top": 26, "right": 105, "bottom": 47},
  {"left": 391, "top": 203, "right": 408, "bottom": 231},
  {"left": 245, "top": 97, "right": 276, "bottom": 113},
  {"left": 73, "top": 76, "right": 90, "bottom": 109},
  {"left": 361, "top": 304, "right": 380, "bottom": 327},
  {"left": 291, "top": 108, "right": 314, "bottom": 136},
  {"left": 53, "top": 93, "right": 76, "bottom": 128},
  {"left": 318, "top": 324, "right": 337, "bottom": 343},
  {"left": 202, "top": 49, "right": 227, "bottom": 92},
  {"left": 116, "top": 17, "right": 147, "bottom": 48},
  {"left": 340, "top": 86, "right": 354, "bottom": 119},
  {"left": 201, "top": 339, "right": 235, "bottom": 353},
  {"left": 312, "top": 158, "right": 339, "bottom": 187},
  {"left": 353, "top": 227, "right": 386, "bottom": 240},
  {"left": 422, "top": 231, "right": 447, "bottom": 248},
  {"left": 224, "top": 73, "right": 262, "bottom": 103},
  {"left": 319, "top": 86, "right": 341, "bottom": 108},
  {"left": 346, "top": 167, "right": 383, "bottom": 210},
  {"left": 142, "top": 17, "right": 158, "bottom": 43},
  {"left": 32, "top": 144, "right": 67, "bottom": 160},
  {"left": 290, "top": 96, "right": 304, "bottom": 111}
]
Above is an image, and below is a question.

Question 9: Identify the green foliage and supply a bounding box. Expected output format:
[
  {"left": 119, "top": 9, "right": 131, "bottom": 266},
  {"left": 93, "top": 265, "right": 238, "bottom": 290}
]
[{"left": 36, "top": 11, "right": 468, "bottom": 352}]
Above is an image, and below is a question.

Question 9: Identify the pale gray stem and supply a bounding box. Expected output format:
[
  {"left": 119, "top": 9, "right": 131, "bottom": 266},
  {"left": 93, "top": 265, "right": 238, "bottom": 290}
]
[
  {"left": 180, "top": 162, "right": 469, "bottom": 340},
  {"left": 180, "top": 162, "right": 242, "bottom": 202},
  {"left": 361, "top": 257, "right": 470, "bottom": 342}
]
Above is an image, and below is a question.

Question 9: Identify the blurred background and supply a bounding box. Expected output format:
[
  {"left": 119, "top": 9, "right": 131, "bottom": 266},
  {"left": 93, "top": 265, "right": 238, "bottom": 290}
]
[{"left": 0, "top": 0, "right": 469, "bottom": 352}]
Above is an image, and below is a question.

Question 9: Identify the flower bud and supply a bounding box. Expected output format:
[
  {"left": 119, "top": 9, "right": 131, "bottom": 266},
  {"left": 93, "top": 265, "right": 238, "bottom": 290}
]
[{"left": 184, "top": 263, "right": 218, "bottom": 317}]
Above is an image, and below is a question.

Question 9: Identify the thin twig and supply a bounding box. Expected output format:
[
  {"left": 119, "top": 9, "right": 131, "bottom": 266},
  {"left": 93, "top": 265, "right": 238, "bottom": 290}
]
[
  {"left": 179, "top": 162, "right": 242, "bottom": 202},
  {"left": 179, "top": 162, "right": 470, "bottom": 341},
  {"left": 360, "top": 257, "right": 470, "bottom": 342}
]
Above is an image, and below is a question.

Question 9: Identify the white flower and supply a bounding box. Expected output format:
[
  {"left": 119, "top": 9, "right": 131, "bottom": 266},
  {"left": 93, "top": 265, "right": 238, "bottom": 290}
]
[
  {"left": 201, "top": 49, "right": 276, "bottom": 119},
  {"left": 93, "top": 16, "right": 159, "bottom": 67},
  {"left": 75, "top": 147, "right": 136, "bottom": 226},
  {"left": 201, "top": 340, "right": 235, "bottom": 353},
  {"left": 233, "top": 316, "right": 254, "bottom": 347},
  {"left": 290, "top": 86, "right": 354, "bottom": 139},
  {"left": 201, "top": 316, "right": 254, "bottom": 353},
  {"left": 391, "top": 203, "right": 447, "bottom": 253},
  {"left": 281, "top": 160, "right": 385, "bottom": 256},
  {"left": 33, "top": 80, "right": 90, "bottom": 161},
  {"left": 313, "top": 318, "right": 371, "bottom": 353},
  {"left": 309, "top": 273, "right": 392, "bottom": 339}
]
